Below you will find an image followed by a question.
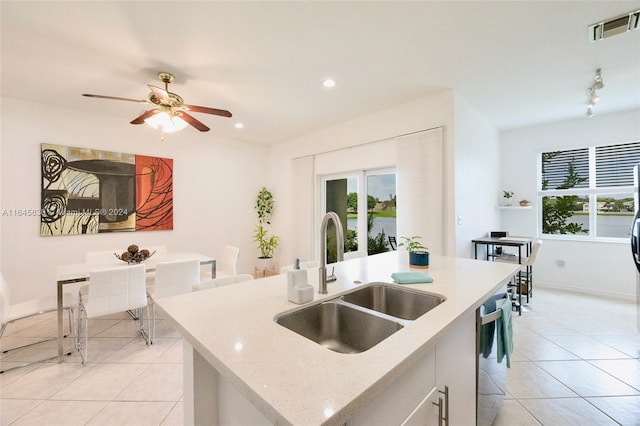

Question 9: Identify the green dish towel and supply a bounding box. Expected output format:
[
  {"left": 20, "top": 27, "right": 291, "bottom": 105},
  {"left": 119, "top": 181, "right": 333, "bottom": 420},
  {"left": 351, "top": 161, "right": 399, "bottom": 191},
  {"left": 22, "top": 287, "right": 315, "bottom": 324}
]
[
  {"left": 479, "top": 297, "right": 496, "bottom": 359},
  {"left": 496, "top": 298, "right": 514, "bottom": 368},
  {"left": 391, "top": 271, "right": 434, "bottom": 284}
]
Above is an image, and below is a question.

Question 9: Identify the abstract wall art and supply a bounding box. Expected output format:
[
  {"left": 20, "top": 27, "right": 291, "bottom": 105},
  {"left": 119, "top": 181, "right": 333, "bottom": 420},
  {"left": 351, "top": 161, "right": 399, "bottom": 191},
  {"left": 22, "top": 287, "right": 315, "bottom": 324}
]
[{"left": 40, "top": 144, "right": 173, "bottom": 236}]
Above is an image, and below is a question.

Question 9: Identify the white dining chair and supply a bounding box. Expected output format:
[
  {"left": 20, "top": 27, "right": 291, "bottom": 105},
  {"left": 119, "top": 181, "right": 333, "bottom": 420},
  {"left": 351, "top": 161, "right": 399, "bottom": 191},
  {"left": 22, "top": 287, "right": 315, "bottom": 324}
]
[
  {"left": 0, "top": 273, "right": 76, "bottom": 374},
  {"left": 279, "top": 260, "right": 320, "bottom": 274},
  {"left": 194, "top": 273, "right": 254, "bottom": 291},
  {"left": 217, "top": 245, "right": 240, "bottom": 277},
  {"left": 147, "top": 258, "right": 200, "bottom": 340},
  {"left": 0, "top": 273, "right": 77, "bottom": 373},
  {"left": 77, "top": 264, "right": 149, "bottom": 364}
]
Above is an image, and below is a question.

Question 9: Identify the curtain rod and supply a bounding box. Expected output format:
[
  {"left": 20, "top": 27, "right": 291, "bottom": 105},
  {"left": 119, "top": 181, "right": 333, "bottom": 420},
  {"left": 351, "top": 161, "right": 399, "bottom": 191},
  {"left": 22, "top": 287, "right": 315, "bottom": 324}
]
[{"left": 291, "top": 126, "right": 444, "bottom": 161}]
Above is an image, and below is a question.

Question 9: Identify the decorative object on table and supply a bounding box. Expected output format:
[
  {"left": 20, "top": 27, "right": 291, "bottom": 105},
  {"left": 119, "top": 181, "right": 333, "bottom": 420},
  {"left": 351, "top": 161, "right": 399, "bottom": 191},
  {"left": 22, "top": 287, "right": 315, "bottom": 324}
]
[
  {"left": 40, "top": 143, "right": 173, "bottom": 236},
  {"left": 115, "top": 244, "right": 156, "bottom": 264},
  {"left": 519, "top": 199, "right": 531, "bottom": 206},
  {"left": 253, "top": 187, "right": 279, "bottom": 275},
  {"left": 399, "top": 236, "right": 429, "bottom": 269},
  {"left": 502, "top": 190, "right": 514, "bottom": 206},
  {"left": 391, "top": 271, "right": 434, "bottom": 284}
]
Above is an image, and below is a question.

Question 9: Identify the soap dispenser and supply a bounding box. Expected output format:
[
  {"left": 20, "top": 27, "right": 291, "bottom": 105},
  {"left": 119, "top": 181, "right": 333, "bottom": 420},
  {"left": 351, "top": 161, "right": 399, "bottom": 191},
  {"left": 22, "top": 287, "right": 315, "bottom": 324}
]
[{"left": 287, "top": 258, "right": 314, "bottom": 304}]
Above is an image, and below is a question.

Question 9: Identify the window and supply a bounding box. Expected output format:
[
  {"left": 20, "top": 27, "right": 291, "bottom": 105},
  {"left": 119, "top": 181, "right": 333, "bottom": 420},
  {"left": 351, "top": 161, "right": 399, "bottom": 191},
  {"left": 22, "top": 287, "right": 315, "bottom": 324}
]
[
  {"left": 322, "top": 169, "right": 396, "bottom": 262},
  {"left": 539, "top": 141, "right": 640, "bottom": 240}
]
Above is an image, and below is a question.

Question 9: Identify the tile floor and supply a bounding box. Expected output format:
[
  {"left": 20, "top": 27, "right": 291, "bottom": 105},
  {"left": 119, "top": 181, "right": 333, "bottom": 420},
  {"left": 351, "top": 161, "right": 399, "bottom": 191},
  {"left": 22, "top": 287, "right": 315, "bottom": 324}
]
[{"left": 1, "top": 287, "right": 639, "bottom": 425}]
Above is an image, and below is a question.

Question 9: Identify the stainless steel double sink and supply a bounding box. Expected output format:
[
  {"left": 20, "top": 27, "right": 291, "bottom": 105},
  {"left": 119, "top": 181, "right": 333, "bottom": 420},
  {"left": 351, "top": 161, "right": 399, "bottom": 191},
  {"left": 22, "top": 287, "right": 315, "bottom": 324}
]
[{"left": 274, "top": 282, "right": 445, "bottom": 354}]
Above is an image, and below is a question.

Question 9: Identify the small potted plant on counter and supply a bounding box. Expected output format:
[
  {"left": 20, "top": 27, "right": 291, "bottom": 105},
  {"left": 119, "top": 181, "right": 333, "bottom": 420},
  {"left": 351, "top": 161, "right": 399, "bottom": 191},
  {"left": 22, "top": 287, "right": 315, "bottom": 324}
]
[{"left": 399, "top": 235, "right": 429, "bottom": 269}]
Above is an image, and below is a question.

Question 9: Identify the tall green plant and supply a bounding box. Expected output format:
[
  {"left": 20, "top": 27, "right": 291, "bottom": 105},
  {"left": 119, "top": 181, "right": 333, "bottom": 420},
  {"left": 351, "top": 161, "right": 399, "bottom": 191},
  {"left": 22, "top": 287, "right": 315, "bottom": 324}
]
[
  {"left": 253, "top": 187, "right": 278, "bottom": 258},
  {"left": 541, "top": 153, "right": 588, "bottom": 235}
]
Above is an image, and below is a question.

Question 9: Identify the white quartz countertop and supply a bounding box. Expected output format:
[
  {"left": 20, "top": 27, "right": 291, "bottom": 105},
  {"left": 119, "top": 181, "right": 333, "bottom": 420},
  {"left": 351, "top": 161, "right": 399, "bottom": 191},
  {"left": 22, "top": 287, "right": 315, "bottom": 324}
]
[{"left": 155, "top": 251, "right": 519, "bottom": 425}]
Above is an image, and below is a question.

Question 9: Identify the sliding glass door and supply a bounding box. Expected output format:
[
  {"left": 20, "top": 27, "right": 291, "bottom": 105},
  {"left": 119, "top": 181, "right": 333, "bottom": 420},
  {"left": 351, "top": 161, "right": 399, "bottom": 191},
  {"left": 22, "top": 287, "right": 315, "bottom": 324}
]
[{"left": 322, "top": 169, "right": 396, "bottom": 263}]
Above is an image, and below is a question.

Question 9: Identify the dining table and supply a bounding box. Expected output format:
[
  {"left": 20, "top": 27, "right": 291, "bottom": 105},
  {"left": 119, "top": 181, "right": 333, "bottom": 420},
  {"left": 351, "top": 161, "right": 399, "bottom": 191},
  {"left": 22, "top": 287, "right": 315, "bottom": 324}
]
[{"left": 55, "top": 252, "right": 216, "bottom": 362}]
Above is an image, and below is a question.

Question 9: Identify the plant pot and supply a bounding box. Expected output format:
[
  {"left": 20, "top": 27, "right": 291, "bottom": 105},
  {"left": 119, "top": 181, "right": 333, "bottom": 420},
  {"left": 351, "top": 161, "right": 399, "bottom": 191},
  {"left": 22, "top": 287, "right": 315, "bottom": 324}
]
[
  {"left": 409, "top": 251, "right": 429, "bottom": 269},
  {"left": 255, "top": 257, "right": 276, "bottom": 277}
]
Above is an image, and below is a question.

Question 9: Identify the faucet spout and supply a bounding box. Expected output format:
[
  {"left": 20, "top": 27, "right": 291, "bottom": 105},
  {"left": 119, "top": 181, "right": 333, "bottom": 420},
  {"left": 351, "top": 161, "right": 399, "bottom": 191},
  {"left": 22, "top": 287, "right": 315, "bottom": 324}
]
[{"left": 319, "top": 211, "right": 344, "bottom": 294}]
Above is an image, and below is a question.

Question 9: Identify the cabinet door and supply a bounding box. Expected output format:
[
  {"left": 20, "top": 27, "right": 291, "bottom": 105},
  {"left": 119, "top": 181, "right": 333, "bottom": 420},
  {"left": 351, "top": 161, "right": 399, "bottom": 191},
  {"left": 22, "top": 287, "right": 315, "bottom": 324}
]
[
  {"left": 435, "top": 310, "right": 477, "bottom": 426},
  {"left": 348, "top": 348, "right": 436, "bottom": 425},
  {"left": 401, "top": 386, "right": 441, "bottom": 426}
]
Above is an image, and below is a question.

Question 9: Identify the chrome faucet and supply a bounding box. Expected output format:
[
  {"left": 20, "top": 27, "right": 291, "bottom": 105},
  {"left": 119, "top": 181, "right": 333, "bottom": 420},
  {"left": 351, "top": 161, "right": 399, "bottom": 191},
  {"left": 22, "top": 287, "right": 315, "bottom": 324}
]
[{"left": 319, "top": 211, "right": 344, "bottom": 294}]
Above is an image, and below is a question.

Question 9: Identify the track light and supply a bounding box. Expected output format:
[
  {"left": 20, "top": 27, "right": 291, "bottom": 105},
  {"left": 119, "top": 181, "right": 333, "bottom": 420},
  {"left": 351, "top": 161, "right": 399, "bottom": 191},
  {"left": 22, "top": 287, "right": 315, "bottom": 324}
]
[{"left": 586, "top": 68, "right": 604, "bottom": 117}]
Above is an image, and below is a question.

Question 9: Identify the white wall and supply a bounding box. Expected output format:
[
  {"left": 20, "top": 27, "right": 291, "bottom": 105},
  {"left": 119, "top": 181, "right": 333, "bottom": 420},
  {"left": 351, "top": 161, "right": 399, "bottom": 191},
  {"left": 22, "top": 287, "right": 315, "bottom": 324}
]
[
  {"left": 500, "top": 109, "right": 640, "bottom": 299},
  {"left": 1, "top": 97, "right": 266, "bottom": 303},
  {"left": 453, "top": 92, "right": 501, "bottom": 258},
  {"left": 267, "top": 90, "right": 501, "bottom": 265}
]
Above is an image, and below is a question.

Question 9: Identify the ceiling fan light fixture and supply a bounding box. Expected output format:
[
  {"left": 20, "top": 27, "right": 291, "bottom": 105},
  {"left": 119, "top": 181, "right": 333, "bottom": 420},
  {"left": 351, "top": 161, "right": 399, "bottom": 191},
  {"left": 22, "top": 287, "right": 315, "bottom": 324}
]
[
  {"left": 144, "top": 111, "right": 188, "bottom": 133},
  {"left": 585, "top": 68, "right": 604, "bottom": 117}
]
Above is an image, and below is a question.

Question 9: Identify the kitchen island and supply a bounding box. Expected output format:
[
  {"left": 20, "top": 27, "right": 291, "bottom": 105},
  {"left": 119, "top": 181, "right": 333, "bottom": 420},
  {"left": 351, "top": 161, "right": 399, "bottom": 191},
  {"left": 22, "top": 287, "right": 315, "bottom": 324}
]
[{"left": 155, "top": 251, "right": 518, "bottom": 425}]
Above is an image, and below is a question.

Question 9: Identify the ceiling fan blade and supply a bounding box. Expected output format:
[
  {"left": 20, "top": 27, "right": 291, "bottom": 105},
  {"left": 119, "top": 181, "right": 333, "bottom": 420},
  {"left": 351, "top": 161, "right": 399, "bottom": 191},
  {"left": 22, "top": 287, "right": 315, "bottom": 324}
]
[
  {"left": 183, "top": 104, "right": 232, "bottom": 118},
  {"left": 130, "top": 109, "right": 158, "bottom": 125},
  {"left": 82, "top": 94, "right": 148, "bottom": 104},
  {"left": 179, "top": 112, "right": 210, "bottom": 132},
  {"left": 147, "top": 85, "right": 171, "bottom": 102}
]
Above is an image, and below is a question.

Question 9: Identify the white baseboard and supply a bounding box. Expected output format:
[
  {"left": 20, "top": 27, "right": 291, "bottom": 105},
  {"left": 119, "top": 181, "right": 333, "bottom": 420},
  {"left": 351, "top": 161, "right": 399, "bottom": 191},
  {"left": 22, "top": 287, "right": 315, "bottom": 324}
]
[{"left": 535, "top": 280, "right": 636, "bottom": 303}]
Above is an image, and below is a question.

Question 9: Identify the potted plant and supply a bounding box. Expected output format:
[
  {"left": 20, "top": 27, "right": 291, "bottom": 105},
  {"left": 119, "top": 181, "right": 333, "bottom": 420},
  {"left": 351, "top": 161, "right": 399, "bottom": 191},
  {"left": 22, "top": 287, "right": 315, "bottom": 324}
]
[
  {"left": 399, "top": 236, "right": 429, "bottom": 269},
  {"left": 502, "top": 190, "right": 514, "bottom": 206},
  {"left": 253, "top": 187, "right": 278, "bottom": 275}
]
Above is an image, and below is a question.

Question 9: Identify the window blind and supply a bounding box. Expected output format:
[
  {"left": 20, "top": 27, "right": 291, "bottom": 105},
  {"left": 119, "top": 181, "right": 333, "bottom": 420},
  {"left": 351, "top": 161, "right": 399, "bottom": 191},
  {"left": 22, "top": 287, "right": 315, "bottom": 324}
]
[
  {"left": 541, "top": 148, "right": 589, "bottom": 190},
  {"left": 596, "top": 141, "right": 640, "bottom": 187}
]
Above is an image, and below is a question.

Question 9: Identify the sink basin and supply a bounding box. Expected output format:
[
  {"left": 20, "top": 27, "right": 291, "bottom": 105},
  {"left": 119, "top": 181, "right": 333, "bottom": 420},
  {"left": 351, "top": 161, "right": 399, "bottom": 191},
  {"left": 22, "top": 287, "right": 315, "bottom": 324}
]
[
  {"left": 275, "top": 302, "right": 403, "bottom": 354},
  {"left": 341, "top": 283, "right": 445, "bottom": 320}
]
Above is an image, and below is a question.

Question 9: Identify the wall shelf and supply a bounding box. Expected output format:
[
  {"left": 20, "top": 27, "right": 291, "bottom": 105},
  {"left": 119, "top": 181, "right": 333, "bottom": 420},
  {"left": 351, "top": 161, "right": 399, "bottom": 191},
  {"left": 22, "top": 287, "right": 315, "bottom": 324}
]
[{"left": 497, "top": 205, "right": 532, "bottom": 210}]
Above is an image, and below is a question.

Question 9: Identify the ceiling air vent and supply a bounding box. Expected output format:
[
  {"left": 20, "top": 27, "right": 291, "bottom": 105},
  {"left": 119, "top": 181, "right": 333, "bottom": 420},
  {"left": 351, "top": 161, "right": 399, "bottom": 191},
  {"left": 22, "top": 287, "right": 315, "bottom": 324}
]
[{"left": 589, "top": 10, "right": 640, "bottom": 42}]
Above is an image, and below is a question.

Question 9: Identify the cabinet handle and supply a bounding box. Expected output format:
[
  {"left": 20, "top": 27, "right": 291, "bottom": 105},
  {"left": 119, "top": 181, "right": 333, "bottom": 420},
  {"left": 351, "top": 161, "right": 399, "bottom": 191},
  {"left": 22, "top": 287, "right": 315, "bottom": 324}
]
[
  {"left": 432, "top": 397, "right": 443, "bottom": 426},
  {"left": 439, "top": 386, "right": 449, "bottom": 426}
]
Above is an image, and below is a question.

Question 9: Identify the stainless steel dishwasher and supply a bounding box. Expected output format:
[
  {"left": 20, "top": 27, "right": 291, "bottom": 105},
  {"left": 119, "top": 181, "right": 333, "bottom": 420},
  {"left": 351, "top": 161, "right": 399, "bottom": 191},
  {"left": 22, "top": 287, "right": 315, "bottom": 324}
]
[{"left": 476, "top": 292, "right": 509, "bottom": 426}]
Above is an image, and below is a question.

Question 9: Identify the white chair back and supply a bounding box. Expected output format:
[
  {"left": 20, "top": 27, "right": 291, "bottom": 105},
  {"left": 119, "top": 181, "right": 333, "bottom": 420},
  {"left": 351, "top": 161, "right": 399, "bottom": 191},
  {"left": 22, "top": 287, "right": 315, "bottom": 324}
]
[
  {"left": 280, "top": 260, "right": 319, "bottom": 274},
  {"left": 154, "top": 258, "right": 200, "bottom": 298},
  {"left": 218, "top": 245, "right": 240, "bottom": 276},
  {"left": 0, "top": 274, "right": 10, "bottom": 327},
  {"left": 86, "top": 264, "right": 147, "bottom": 318},
  {"left": 523, "top": 240, "right": 543, "bottom": 266}
]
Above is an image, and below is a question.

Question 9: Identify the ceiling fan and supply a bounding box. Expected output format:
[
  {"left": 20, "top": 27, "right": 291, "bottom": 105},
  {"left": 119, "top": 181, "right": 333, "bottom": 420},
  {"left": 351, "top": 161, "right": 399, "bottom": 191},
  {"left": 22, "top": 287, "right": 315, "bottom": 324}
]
[{"left": 82, "top": 72, "right": 232, "bottom": 133}]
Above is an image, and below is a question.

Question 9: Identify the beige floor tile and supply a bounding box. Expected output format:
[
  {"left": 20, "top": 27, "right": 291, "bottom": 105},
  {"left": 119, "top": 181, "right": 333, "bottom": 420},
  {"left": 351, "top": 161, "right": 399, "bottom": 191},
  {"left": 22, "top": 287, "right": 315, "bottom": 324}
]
[
  {"left": 545, "top": 334, "right": 633, "bottom": 360},
  {"left": 156, "top": 339, "right": 184, "bottom": 364},
  {"left": 160, "top": 402, "right": 184, "bottom": 426},
  {"left": 586, "top": 395, "right": 640, "bottom": 425},
  {"left": 86, "top": 401, "right": 175, "bottom": 426},
  {"left": 50, "top": 363, "right": 146, "bottom": 401},
  {"left": 518, "top": 398, "right": 620, "bottom": 425},
  {"left": 505, "top": 361, "right": 577, "bottom": 399},
  {"left": 513, "top": 334, "right": 580, "bottom": 361},
  {"left": 10, "top": 400, "right": 107, "bottom": 426},
  {"left": 491, "top": 399, "right": 542, "bottom": 426},
  {"left": 0, "top": 399, "right": 42, "bottom": 426},
  {"left": 115, "top": 363, "right": 183, "bottom": 402},
  {"left": 593, "top": 335, "right": 640, "bottom": 358},
  {"left": 537, "top": 360, "right": 640, "bottom": 397},
  {"left": 65, "top": 337, "right": 135, "bottom": 364},
  {"left": 0, "top": 362, "right": 91, "bottom": 400},
  {"left": 104, "top": 337, "right": 178, "bottom": 364},
  {"left": 588, "top": 358, "right": 640, "bottom": 390}
]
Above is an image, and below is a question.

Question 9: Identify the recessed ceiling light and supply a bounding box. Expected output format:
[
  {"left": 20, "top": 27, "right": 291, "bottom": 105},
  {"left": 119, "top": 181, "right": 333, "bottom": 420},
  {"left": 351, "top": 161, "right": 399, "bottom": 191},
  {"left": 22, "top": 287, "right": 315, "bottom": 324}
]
[
  {"left": 323, "top": 79, "right": 336, "bottom": 88},
  {"left": 234, "top": 122, "right": 244, "bottom": 129}
]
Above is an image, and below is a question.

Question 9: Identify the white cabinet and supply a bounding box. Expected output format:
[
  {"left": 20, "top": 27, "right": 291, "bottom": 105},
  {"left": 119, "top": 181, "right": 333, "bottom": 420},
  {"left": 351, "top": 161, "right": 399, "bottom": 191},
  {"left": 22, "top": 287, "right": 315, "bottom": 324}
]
[
  {"left": 349, "top": 310, "right": 476, "bottom": 425},
  {"left": 401, "top": 385, "right": 441, "bottom": 426},
  {"left": 347, "top": 348, "right": 436, "bottom": 425},
  {"left": 435, "top": 310, "right": 477, "bottom": 426}
]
